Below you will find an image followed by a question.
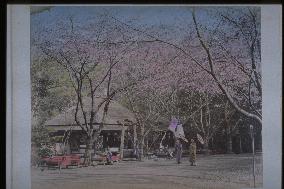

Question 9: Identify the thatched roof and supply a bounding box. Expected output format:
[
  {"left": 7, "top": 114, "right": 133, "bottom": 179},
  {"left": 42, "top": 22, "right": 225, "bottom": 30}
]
[{"left": 45, "top": 97, "right": 136, "bottom": 127}]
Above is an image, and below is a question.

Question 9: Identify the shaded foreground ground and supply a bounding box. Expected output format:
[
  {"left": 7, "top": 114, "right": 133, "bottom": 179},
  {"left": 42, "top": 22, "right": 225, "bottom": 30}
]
[{"left": 31, "top": 153, "right": 262, "bottom": 189}]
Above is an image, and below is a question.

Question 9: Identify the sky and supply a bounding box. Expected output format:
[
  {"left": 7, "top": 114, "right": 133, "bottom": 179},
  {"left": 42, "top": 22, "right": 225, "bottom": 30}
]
[
  {"left": 31, "top": 6, "right": 258, "bottom": 26},
  {"left": 30, "top": 6, "right": 223, "bottom": 41},
  {"left": 32, "top": 6, "right": 194, "bottom": 27}
]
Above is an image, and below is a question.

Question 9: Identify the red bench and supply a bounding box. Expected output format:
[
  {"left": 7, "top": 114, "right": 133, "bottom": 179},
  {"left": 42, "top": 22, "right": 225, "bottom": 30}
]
[{"left": 41, "top": 155, "right": 81, "bottom": 169}]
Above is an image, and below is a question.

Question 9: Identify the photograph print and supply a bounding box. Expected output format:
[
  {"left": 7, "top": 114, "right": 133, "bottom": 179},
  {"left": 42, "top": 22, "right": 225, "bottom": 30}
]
[{"left": 30, "top": 5, "right": 263, "bottom": 189}]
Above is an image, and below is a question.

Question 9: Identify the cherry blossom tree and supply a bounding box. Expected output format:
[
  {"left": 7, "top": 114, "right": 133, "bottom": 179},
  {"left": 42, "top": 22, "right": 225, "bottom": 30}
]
[
  {"left": 35, "top": 15, "right": 138, "bottom": 165},
  {"left": 108, "top": 7, "right": 262, "bottom": 126},
  {"left": 190, "top": 8, "right": 261, "bottom": 125}
]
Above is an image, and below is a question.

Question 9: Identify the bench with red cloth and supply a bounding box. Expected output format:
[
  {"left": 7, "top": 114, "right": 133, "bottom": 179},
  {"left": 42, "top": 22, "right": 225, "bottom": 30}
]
[{"left": 41, "top": 154, "right": 81, "bottom": 169}]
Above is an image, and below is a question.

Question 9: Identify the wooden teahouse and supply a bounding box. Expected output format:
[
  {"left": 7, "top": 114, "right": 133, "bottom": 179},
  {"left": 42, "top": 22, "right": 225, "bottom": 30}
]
[{"left": 45, "top": 97, "right": 136, "bottom": 159}]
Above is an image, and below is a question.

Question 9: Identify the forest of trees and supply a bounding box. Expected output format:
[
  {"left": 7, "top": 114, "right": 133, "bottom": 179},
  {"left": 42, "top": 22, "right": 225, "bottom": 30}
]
[{"left": 31, "top": 7, "right": 262, "bottom": 164}]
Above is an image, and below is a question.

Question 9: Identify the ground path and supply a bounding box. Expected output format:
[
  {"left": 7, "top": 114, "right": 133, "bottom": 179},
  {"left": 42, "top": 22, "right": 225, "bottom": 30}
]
[{"left": 32, "top": 153, "right": 262, "bottom": 189}]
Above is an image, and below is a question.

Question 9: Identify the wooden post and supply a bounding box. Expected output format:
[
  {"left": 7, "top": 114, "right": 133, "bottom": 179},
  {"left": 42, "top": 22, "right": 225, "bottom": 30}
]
[
  {"left": 133, "top": 124, "right": 137, "bottom": 148},
  {"left": 140, "top": 123, "right": 145, "bottom": 160},
  {"left": 239, "top": 135, "right": 243, "bottom": 153},
  {"left": 120, "top": 124, "right": 125, "bottom": 159},
  {"left": 250, "top": 125, "right": 256, "bottom": 188}
]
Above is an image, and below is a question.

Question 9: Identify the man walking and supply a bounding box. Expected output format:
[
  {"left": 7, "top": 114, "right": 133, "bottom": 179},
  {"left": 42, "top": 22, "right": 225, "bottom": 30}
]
[
  {"left": 175, "top": 139, "right": 182, "bottom": 164},
  {"left": 189, "top": 139, "right": 197, "bottom": 166},
  {"left": 134, "top": 140, "right": 140, "bottom": 160}
]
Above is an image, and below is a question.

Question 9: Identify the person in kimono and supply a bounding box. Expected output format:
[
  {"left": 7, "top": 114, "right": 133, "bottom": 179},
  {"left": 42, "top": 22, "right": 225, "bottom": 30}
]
[
  {"left": 189, "top": 139, "right": 197, "bottom": 166},
  {"left": 134, "top": 140, "right": 140, "bottom": 160},
  {"left": 175, "top": 139, "right": 183, "bottom": 164},
  {"left": 106, "top": 147, "right": 113, "bottom": 165}
]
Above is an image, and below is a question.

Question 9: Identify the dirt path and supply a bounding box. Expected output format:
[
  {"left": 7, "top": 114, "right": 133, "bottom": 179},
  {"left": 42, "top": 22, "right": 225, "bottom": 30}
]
[{"left": 31, "top": 153, "right": 262, "bottom": 189}]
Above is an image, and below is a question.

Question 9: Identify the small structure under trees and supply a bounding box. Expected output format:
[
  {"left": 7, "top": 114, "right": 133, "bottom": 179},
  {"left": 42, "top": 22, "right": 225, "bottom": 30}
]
[{"left": 45, "top": 97, "right": 136, "bottom": 161}]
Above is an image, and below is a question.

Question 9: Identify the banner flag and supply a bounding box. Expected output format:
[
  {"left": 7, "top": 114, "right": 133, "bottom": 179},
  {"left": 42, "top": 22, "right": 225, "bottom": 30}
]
[
  {"left": 168, "top": 118, "right": 178, "bottom": 133},
  {"left": 197, "top": 133, "right": 204, "bottom": 145},
  {"left": 175, "top": 124, "right": 185, "bottom": 138},
  {"left": 175, "top": 124, "right": 189, "bottom": 143},
  {"left": 168, "top": 118, "right": 188, "bottom": 142}
]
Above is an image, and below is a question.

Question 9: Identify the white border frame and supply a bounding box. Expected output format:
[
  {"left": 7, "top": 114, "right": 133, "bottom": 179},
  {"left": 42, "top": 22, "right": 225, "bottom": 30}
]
[
  {"left": 6, "top": 5, "right": 31, "bottom": 189},
  {"left": 6, "top": 5, "right": 282, "bottom": 189},
  {"left": 261, "top": 5, "right": 282, "bottom": 189}
]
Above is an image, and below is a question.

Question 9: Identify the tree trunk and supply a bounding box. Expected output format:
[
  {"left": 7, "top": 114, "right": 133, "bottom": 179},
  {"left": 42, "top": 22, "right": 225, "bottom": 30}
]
[
  {"left": 226, "top": 125, "right": 233, "bottom": 154},
  {"left": 139, "top": 124, "right": 145, "bottom": 161},
  {"left": 120, "top": 125, "right": 125, "bottom": 159},
  {"left": 83, "top": 136, "right": 94, "bottom": 166},
  {"left": 146, "top": 139, "right": 149, "bottom": 155},
  {"left": 211, "top": 137, "right": 214, "bottom": 152},
  {"left": 256, "top": 129, "right": 262, "bottom": 152},
  {"left": 224, "top": 100, "right": 233, "bottom": 154},
  {"left": 239, "top": 136, "right": 243, "bottom": 154},
  {"left": 227, "top": 134, "right": 233, "bottom": 154},
  {"left": 258, "top": 131, "right": 262, "bottom": 152},
  {"left": 133, "top": 124, "right": 137, "bottom": 149},
  {"left": 140, "top": 137, "right": 145, "bottom": 161}
]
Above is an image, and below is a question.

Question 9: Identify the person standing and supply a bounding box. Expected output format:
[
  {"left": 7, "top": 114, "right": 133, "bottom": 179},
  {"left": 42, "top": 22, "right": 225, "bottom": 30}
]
[
  {"left": 189, "top": 139, "right": 197, "bottom": 166},
  {"left": 175, "top": 139, "right": 183, "bottom": 164},
  {"left": 106, "top": 147, "right": 113, "bottom": 165}
]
